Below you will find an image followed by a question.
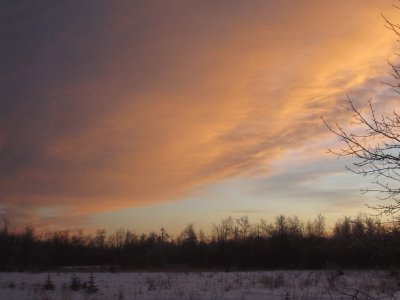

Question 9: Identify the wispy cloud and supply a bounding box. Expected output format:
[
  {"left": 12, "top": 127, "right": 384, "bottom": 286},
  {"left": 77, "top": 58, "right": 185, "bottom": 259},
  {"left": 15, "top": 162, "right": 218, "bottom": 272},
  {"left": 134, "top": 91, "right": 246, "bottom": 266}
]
[{"left": 0, "top": 0, "right": 396, "bottom": 229}]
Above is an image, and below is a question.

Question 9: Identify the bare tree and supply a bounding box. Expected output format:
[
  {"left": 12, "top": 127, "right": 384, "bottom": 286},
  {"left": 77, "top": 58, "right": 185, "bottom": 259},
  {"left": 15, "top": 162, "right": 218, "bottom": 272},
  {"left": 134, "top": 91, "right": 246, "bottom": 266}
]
[{"left": 323, "top": 15, "right": 400, "bottom": 217}]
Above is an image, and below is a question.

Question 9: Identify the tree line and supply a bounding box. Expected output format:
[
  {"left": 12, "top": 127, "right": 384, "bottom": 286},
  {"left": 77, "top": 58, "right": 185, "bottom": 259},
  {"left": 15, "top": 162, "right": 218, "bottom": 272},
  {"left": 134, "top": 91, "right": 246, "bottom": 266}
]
[{"left": 1, "top": 214, "right": 399, "bottom": 271}]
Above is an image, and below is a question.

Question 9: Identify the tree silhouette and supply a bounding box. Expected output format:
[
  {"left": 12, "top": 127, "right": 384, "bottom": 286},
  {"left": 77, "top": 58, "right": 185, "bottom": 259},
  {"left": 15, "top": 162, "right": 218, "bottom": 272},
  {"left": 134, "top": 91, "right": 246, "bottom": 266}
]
[
  {"left": 323, "top": 14, "right": 400, "bottom": 217},
  {"left": 2, "top": 214, "right": 400, "bottom": 270}
]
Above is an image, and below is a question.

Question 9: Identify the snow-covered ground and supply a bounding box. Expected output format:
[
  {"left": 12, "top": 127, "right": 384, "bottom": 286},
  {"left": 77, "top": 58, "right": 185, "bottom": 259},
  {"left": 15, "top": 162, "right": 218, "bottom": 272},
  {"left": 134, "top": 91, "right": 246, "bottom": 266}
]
[{"left": 0, "top": 270, "right": 399, "bottom": 299}]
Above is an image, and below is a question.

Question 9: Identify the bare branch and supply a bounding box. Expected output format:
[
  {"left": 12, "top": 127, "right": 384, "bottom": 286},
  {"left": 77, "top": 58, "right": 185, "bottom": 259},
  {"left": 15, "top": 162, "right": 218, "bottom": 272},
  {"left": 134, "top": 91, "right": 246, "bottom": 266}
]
[{"left": 324, "top": 93, "right": 400, "bottom": 217}]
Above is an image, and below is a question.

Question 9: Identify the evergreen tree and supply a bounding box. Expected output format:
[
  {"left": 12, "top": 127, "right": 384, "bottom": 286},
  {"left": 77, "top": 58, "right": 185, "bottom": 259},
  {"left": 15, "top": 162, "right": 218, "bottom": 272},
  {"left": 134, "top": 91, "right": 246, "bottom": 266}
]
[
  {"left": 69, "top": 274, "right": 81, "bottom": 291},
  {"left": 43, "top": 274, "right": 55, "bottom": 291},
  {"left": 85, "top": 273, "right": 99, "bottom": 294}
]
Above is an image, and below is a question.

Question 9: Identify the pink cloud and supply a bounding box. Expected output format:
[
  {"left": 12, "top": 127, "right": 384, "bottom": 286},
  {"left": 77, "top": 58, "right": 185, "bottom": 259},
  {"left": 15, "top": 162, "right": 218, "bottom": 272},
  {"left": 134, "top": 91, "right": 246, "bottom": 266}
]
[{"left": 0, "top": 0, "right": 396, "bottom": 229}]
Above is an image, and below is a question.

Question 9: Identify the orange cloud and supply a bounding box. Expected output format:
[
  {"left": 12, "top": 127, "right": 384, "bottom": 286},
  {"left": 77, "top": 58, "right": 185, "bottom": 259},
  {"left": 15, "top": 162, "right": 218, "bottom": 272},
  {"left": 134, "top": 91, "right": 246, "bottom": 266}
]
[{"left": 0, "top": 0, "right": 396, "bottom": 229}]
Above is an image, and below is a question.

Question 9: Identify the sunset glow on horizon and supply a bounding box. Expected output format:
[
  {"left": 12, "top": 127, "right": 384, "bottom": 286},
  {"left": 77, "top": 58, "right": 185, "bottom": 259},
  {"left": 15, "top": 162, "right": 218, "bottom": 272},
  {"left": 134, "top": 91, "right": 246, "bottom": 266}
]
[{"left": 1, "top": 0, "right": 399, "bottom": 234}]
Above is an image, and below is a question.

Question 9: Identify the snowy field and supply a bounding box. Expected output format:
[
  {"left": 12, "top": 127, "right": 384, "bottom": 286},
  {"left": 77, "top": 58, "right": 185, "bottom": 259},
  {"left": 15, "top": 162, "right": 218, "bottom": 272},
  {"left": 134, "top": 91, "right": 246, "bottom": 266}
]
[{"left": 0, "top": 270, "right": 399, "bottom": 300}]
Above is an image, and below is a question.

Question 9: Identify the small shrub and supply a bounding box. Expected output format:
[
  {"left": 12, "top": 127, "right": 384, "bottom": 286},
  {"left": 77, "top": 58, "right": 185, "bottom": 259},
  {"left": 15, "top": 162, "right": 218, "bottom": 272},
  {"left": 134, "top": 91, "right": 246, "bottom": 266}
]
[
  {"left": 7, "top": 281, "right": 16, "bottom": 289},
  {"left": 85, "top": 273, "right": 99, "bottom": 294},
  {"left": 299, "top": 272, "right": 320, "bottom": 288},
  {"left": 43, "top": 274, "right": 55, "bottom": 291},
  {"left": 325, "top": 269, "right": 346, "bottom": 290},
  {"left": 69, "top": 274, "right": 81, "bottom": 291},
  {"left": 146, "top": 276, "right": 156, "bottom": 291},
  {"left": 174, "top": 285, "right": 185, "bottom": 298},
  {"left": 388, "top": 269, "right": 400, "bottom": 287},
  {"left": 260, "top": 273, "right": 285, "bottom": 289},
  {"left": 117, "top": 288, "right": 124, "bottom": 300},
  {"left": 109, "top": 265, "right": 117, "bottom": 273}
]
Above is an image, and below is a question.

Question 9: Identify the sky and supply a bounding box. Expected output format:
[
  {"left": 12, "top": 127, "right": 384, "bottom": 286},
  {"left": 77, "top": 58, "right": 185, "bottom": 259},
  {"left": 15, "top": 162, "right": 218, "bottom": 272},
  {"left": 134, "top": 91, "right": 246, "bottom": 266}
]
[{"left": 1, "top": 0, "right": 399, "bottom": 235}]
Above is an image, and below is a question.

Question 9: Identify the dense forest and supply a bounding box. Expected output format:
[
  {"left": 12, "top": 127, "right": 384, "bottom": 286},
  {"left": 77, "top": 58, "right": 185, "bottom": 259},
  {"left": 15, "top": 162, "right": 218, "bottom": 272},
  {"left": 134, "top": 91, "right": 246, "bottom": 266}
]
[{"left": 1, "top": 214, "right": 400, "bottom": 271}]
